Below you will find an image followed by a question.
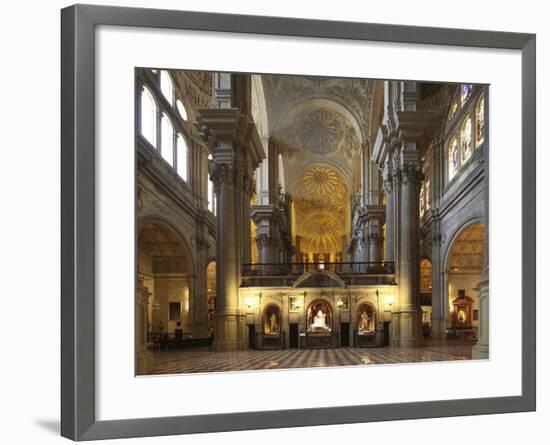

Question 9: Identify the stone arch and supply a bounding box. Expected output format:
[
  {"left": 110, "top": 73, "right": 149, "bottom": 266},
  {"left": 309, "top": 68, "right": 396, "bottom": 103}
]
[
  {"left": 138, "top": 215, "right": 196, "bottom": 276},
  {"left": 293, "top": 270, "right": 346, "bottom": 288},
  {"left": 137, "top": 217, "right": 196, "bottom": 338},
  {"left": 443, "top": 220, "right": 485, "bottom": 336},
  {"left": 251, "top": 74, "right": 269, "bottom": 140},
  {"left": 443, "top": 217, "right": 485, "bottom": 272}
]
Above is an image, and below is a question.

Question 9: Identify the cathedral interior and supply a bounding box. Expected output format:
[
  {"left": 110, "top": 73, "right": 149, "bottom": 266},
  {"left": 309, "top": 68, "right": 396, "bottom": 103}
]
[{"left": 135, "top": 69, "right": 489, "bottom": 375}]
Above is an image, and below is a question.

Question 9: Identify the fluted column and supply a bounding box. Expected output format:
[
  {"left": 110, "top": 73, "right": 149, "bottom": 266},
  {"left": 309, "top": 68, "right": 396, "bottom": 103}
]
[
  {"left": 473, "top": 87, "right": 490, "bottom": 359},
  {"left": 383, "top": 170, "right": 395, "bottom": 262},
  {"left": 136, "top": 278, "right": 152, "bottom": 374},
  {"left": 241, "top": 169, "right": 254, "bottom": 265},
  {"left": 210, "top": 161, "right": 246, "bottom": 351},
  {"left": 392, "top": 157, "right": 423, "bottom": 347}
]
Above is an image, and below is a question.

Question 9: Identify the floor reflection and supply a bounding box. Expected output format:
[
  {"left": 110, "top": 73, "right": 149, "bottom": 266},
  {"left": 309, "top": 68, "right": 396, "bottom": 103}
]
[{"left": 149, "top": 339, "right": 476, "bottom": 375}]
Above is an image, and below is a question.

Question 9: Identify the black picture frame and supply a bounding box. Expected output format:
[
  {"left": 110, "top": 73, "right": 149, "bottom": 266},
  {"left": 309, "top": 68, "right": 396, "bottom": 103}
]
[{"left": 61, "top": 3, "right": 536, "bottom": 441}]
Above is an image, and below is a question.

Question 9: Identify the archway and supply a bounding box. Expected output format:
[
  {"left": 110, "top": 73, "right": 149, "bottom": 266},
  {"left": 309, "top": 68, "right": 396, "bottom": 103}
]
[
  {"left": 445, "top": 222, "right": 485, "bottom": 339},
  {"left": 138, "top": 222, "right": 192, "bottom": 343}
]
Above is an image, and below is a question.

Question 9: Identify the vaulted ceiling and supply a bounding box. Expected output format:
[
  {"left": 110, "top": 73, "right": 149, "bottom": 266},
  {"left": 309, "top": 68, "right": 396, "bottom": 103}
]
[{"left": 260, "top": 75, "right": 382, "bottom": 193}]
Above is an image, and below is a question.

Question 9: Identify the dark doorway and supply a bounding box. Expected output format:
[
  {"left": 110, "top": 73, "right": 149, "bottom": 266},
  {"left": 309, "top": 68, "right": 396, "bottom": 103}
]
[
  {"left": 383, "top": 321, "right": 390, "bottom": 346},
  {"left": 248, "top": 324, "right": 255, "bottom": 349},
  {"left": 289, "top": 323, "right": 299, "bottom": 348},
  {"left": 340, "top": 322, "right": 350, "bottom": 347}
]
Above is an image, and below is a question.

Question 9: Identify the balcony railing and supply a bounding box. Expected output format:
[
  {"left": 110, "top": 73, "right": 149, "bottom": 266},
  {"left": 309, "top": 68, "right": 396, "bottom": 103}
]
[{"left": 242, "top": 261, "right": 395, "bottom": 277}]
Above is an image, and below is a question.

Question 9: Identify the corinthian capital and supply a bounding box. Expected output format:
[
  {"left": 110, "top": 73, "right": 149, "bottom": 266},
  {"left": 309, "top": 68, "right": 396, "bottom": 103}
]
[
  {"left": 210, "top": 163, "right": 235, "bottom": 194},
  {"left": 401, "top": 163, "right": 423, "bottom": 185}
]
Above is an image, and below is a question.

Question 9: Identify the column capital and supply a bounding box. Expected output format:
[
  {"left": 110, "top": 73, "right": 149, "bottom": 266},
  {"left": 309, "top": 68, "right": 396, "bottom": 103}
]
[
  {"left": 210, "top": 163, "right": 236, "bottom": 194},
  {"left": 400, "top": 162, "right": 423, "bottom": 185}
]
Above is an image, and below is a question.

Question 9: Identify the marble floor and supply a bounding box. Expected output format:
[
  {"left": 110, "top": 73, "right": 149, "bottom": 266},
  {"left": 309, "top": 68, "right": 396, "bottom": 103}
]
[{"left": 149, "top": 339, "right": 475, "bottom": 375}]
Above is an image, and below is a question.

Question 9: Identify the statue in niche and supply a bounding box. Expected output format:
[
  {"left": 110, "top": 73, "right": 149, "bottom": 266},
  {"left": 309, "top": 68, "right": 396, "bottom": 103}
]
[
  {"left": 268, "top": 312, "right": 279, "bottom": 334},
  {"left": 359, "top": 311, "right": 372, "bottom": 332}
]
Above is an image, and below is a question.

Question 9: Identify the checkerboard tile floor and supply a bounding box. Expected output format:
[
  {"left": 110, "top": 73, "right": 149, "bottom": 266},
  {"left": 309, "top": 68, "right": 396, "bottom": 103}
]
[{"left": 150, "top": 341, "right": 474, "bottom": 375}]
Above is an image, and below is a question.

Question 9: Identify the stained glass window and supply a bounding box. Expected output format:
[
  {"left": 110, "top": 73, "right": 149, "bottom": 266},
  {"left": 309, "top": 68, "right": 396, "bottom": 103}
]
[
  {"left": 448, "top": 137, "right": 459, "bottom": 180},
  {"left": 461, "top": 117, "right": 473, "bottom": 162},
  {"left": 460, "top": 84, "right": 471, "bottom": 105},
  {"left": 449, "top": 102, "right": 458, "bottom": 120},
  {"left": 160, "top": 70, "right": 174, "bottom": 105},
  {"left": 425, "top": 179, "right": 431, "bottom": 210},
  {"left": 140, "top": 87, "right": 157, "bottom": 147},
  {"left": 476, "top": 95, "right": 485, "bottom": 147}
]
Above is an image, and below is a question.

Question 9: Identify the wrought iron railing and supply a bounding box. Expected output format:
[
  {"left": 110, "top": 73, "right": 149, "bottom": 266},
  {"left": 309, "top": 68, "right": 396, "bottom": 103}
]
[{"left": 242, "top": 261, "right": 395, "bottom": 276}]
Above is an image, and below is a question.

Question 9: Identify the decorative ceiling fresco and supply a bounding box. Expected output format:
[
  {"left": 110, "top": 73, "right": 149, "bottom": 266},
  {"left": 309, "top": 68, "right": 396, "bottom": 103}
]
[
  {"left": 446, "top": 223, "right": 485, "bottom": 272},
  {"left": 260, "top": 75, "right": 378, "bottom": 192}
]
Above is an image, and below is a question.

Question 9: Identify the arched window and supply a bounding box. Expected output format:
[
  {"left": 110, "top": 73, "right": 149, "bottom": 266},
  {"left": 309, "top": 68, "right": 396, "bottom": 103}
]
[
  {"left": 208, "top": 177, "right": 216, "bottom": 214},
  {"left": 461, "top": 117, "right": 473, "bottom": 162},
  {"left": 448, "top": 137, "right": 459, "bottom": 181},
  {"left": 176, "top": 135, "right": 188, "bottom": 181},
  {"left": 449, "top": 102, "right": 458, "bottom": 121},
  {"left": 161, "top": 113, "right": 174, "bottom": 166},
  {"left": 207, "top": 154, "right": 216, "bottom": 215},
  {"left": 460, "top": 84, "right": 471, "bottom": 105},
  {"left": 476, "top": 95, "right": 485, "bottom": 147},
  {"left": 140, "top": 87, "right": 157, "bottom": 147},
  {"left": 160, "top": 70, "right": 174, "bottom": 105},
  {"left": 419, "top": 186, "right": 426, "bottom": 218},
  {"left": 176, "top": 99, "right": 188, "bottom": 121}
]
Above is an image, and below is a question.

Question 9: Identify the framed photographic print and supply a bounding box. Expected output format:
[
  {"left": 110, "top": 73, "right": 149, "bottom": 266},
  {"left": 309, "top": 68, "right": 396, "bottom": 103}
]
[{"left": 61, "top": 3, "right": 536, "bottom": 441}]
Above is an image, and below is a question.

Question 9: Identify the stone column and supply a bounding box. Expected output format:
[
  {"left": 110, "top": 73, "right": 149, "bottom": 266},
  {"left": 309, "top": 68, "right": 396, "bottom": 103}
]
[
  {"left": 251, "top": 205, "right": 280, "bottom": 275},
  {"left": 473, "top": 86, "right": 490, "bottom": 359},
  {"left": 366, "top": 205, "right": 385, "bottom": 264},
  {"left": 392, "top": 153, "right": 423, "bottom": 347},
  {"left": 382, "top": 165, "right": 395, "bottom": 262},
  {"left": 430, "top": 214, "right": 446, "bottom": 339},
  {"left": 210, "top": 159, "right": 246, "bottom": 351},
  {"left": 241, "top": 166, "right": 254, "bottom": 266},
  {"left": 136, "top": 278, "right": 152, "bottom": 374}
]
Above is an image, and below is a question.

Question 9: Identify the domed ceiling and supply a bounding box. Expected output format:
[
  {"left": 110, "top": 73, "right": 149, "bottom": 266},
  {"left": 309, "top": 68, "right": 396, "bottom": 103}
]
[{"left": 292, "top": 165, "right": 349, "bottom": 257}]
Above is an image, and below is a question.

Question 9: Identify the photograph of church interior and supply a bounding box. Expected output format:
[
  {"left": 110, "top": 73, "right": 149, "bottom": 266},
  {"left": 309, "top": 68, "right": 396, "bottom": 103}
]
[{"left": 135, "top": 68, "right": 489, "bottom": 375}]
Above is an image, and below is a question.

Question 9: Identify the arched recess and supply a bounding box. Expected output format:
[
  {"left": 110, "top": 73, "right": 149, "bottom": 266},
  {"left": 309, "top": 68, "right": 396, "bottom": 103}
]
[
  {"left": 262, "top": 303, "right": 282, "bottom": 336},
  {"left": 306, "top": 299, "right": 333, "bottom": 333},
  {"left": 137, "top": 219, "right": 195, "bottom": 338},
  {"left": 206, "top": 260, "right": 216, "bottom": 337},
  {"left": 357, "top": 302, "right": 376, "bottom": 333},
  {"left": 444, "top": 221, "right": 485, "bottom": 335}
]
